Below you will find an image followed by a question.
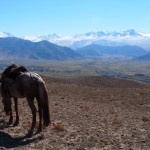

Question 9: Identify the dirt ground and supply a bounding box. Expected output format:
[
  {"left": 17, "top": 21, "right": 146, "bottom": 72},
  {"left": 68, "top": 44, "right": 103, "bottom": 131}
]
[{"left": 1, "top": 76, "right": 150, "bottom": 150}]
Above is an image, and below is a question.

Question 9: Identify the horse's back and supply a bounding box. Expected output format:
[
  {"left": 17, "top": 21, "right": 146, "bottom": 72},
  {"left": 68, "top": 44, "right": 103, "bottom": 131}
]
[
  {"left": 11, "top": 72, "right": 45, "bottom": 98},
  {"left": 20, "top": 72, "right": 44, "bottom": 83}
]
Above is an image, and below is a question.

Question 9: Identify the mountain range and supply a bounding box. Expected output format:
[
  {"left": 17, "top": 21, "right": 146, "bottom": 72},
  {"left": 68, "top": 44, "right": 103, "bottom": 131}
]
[
  {"left": 0, "top": 30, "right": 150, "bottom": 60},
  {"left": 1, "top": 29, "right": 150, "bottom": 50},
  {"left": 24, "top": 29, "right": 150, "bottom": 50}
]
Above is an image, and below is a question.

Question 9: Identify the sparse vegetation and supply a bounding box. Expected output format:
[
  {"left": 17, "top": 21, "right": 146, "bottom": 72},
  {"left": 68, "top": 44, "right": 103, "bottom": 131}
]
[
  {"left": 142, "top": 116, "right": 150, "bottom": 122},
  {"left": 52, "top": 122, "right": 65, "bottom": 131},
  {"left": 112, "top": 118, "right": 122, "bottom": 126}
]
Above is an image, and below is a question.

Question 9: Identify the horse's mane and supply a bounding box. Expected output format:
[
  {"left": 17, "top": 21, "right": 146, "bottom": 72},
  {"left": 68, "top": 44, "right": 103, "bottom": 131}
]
[
  {"left": 0, "top": 63, "right": 28, "bottom": 97},
  {"left": 2, "top": 64, "right": 28, "bottom": 80},
  {"left": 2, "top": 64, "right": 18, "bottom": 76}
]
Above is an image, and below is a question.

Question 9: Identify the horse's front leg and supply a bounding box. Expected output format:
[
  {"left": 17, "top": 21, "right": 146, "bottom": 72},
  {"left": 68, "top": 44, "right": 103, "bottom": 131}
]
[
  {"left": 8, "top": 102, "right": 13, "bottom": 125},
  {"left": 27, "top": 98, "right": 37, "bottom": 133},
  {"left": 13, "top": 97, "right": 19, "bottom": 126}
]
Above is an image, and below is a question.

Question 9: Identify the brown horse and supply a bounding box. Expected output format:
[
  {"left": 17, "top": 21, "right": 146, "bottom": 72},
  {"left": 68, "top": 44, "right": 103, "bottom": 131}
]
[{"left": 0, "top": 64, "right": 51, "bottom": 133}]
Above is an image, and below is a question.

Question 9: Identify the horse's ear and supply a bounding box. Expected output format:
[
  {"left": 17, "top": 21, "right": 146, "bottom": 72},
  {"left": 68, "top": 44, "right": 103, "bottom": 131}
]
[{"left": 11, "top": 63, "right": 18, "bottom": 68}]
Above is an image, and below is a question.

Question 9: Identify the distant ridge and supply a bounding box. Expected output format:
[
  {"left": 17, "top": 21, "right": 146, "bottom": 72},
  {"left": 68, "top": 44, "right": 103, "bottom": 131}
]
[
  {"left": 0, "top": 37, "right": 81, "bottom": 60},
  {"left": 76, "top": 44, "right": 148, "bottom": 58},
  {"left": 137, "top": 53, "right": 150, "bottom": 61}
]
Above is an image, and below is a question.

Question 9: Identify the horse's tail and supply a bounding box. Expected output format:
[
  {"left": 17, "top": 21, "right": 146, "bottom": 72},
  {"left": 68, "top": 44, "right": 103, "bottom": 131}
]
[{"left": 38, "top": 81, "right": 51, "bottom": 127}]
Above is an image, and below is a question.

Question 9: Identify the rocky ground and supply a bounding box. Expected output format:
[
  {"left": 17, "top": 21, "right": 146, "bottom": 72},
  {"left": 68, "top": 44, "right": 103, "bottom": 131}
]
[{"left": 1, "top": 76, "right": 150, "bottom": 150}]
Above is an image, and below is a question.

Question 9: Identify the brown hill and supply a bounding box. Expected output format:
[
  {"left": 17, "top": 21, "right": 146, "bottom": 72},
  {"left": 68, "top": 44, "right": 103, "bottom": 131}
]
[
  {"left": 45, "top": 76, "right": 148, "bottom": 88},
  {"left": 0, "top": 76, "right": 150, "bottom": 149}
]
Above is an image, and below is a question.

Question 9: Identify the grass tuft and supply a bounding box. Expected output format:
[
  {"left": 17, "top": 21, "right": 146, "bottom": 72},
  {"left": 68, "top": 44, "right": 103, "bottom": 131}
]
[{"left": 52, "top": 123, "right": 65, "bottom": 131}]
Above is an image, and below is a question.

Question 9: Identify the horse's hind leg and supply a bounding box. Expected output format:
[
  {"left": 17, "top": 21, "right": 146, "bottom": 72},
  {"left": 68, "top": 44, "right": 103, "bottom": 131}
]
[
  {"left": 27, "top": 98, "right": 37, "bottom": 133},
  {"left": 13, "top": 97, "right": 19, "bottom": 126},
  {"left": 36, "top": 96, "right": 42, "bottom": 132}
]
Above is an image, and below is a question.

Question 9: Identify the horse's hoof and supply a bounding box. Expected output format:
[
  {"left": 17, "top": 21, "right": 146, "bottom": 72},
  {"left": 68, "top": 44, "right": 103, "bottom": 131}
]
[
  {"left": 28, "top": 129, "right": 34, "bottom": 134},
  {"left": 13, "top": 121, "right": 19, "bottom": 126},
  {"left": 7, "top": 120, "right": 13, "bottom": 125},
  {"left": 26, "top": 130, "right": 33, "bottom": 137},
  {"left": 37, "top": 128, "right": 42, "bottom": 133}
]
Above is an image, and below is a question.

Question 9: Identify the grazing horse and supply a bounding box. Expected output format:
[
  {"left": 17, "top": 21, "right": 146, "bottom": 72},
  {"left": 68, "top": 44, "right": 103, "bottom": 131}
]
[{"left": 0, "top": 64, "right": 51, "bottom": 133}]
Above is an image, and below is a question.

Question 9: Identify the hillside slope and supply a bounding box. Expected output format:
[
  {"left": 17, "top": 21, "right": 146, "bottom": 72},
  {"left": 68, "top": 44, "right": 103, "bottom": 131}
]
[
  {"left": 1, "top": 76, "right": 150, "bottom": 149},
  {"left": 0, "top": 37, "right": 81, "bottom": 60}
]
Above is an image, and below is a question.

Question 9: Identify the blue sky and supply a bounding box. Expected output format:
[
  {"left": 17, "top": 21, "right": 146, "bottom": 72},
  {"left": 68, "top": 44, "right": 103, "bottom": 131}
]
[{"left": 0, "top": 0, "right": 150, "bottom": 36}]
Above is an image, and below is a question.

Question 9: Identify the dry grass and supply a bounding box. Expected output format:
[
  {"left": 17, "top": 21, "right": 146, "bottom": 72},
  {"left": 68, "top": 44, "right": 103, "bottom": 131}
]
[
  {"left": 52, "top": 122, "right": 65, "bottom": 131},
  {"left": 142, "top": 116, "right": 150, "bottom": 122},
  {"left": 112, "top": 118, "right": 122, "bottom": 126},
  {"left": 80, "top": 105, "right": 91, "bottom": 111}
]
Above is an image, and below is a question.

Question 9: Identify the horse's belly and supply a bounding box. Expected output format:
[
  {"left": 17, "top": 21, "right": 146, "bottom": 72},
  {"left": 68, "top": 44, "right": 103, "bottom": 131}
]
[{"left": 10, "top": 88, "right": 24, "bottom": 98}]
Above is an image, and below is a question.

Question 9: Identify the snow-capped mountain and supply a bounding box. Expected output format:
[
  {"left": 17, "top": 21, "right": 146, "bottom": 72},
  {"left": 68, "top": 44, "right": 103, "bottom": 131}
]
[
  {"left": 24, "top": 33, "right": 60, "bottom": 42},
  {"left": 1, "top": 29, "right": 150, "bottom": 50},
  {"left": 0, "top": 32, "right": 14, "bottom": 38},
  {"left": 83, "top": 29, "right": 141, "bottom": 37},
  {"left": 23, "top": 29, "right": 150, "bottom": 50}
]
